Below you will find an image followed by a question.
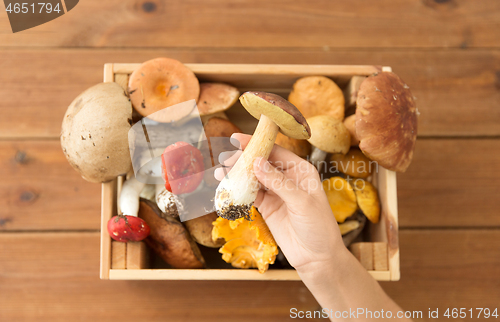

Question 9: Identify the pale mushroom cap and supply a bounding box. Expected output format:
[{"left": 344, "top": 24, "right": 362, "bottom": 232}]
[
  {"left": 197, "top": 83, "right": 239, "bottom": 116},
  {"left": 288, "top": 76, "right": 345, "bottom": 120},
  {"left": 356, "top": 72, "right": 417, "bottom": 172},
  {"left": 128, "top": 57, "right": 200, "bottom": 120},
  {"left": 61, "top": 82, "right": 132, "bottom": 183},
  {"left": 306, "top": 115, "right": 350, "bottom": 154},
  {"left": 239, "top": 91, "right": 311, "bottom": 140}
]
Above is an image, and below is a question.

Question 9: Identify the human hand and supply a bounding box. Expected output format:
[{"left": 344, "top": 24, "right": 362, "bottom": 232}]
[{"left": 214, "top": 133, "right": 345, "bottom": 271}]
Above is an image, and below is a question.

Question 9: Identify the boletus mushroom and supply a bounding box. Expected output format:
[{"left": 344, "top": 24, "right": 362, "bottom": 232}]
[
  {"left": 61, "top": 82, "right": 132, "bottom": 183},
  {"left": 343, "top": 114, "right": 360, "bottom": 146},
  {"left": 214, "top": 92, "right": 310, "bottom": 220},
  {"left": 199, "top": 117, "right": 242, "bottom": 188},
  {"left": 288, "top": 76, "right": 345, "bottom": 121},
  {"left": 356, "top": 72, "right": 417, "bottom": 172},
  {"left": 128, "top": 57, "right": 200, "bottom": 121},
  {"left": 275, "top": 132, "right": 311, "bottom": 158},
  {"left": 306, "top": 115, "right": 350, "bottom": 170},
  {"left": 197, "top": 83, "right": 239, "bottom": 123}
]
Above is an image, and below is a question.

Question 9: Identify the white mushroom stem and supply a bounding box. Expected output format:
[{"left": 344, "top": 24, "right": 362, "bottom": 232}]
[
  {"left": 155, "top": 184, "right": 185, "bottom": 217},
  {"left": 119, "top": 177, "right": 146, "bottom": 217},
  {"left": 214, "top": 114, "right": 279, "bottom": 220},
  {"left": 139, "top": 184, "right": 156, "bottom": 202},
  {"left": 309, "top": 147, "right": 328, "bottom": 171}
]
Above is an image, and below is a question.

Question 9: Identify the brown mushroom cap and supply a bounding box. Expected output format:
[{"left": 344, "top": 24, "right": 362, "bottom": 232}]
[
  {"left": 197, "top": 83, "right": 239, "bottom": 116},
  {"left": 343, "top": 114, "right": 360, "bottom": 146},
  {"left": 128, "top": 57, "right": 200, "bottom": 120},
  {"left": 200, "top": 117, "right": 242, "bottom": 187},
  {"left": 306, "top": 115, "right": 350, "bottom": 154},
  {"left": 239, "top": 91, "right": 310, "bottom": 140},
  {"left": 288, "top": 76, "right": 345, "bottom": 120},
  {"left": 356, "top": 72, "right": 417, "bottom": 172},
  {"left": 275, "top": 132, "right": 311, "bottom": 158}
]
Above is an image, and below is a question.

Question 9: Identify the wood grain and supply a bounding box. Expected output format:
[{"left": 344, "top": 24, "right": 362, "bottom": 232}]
[
  {"left": 398, "top": 139, "right": 500, "bottom": 228},
  {"left": 1, "top": 0, "right": 499, "bottom": 48},
  {"left": 382, "top": 230, "right": 500, "bottom": 319},
  {"left": 0, "top": 138, "right": 498, "bottom": 231},
  {"left": 0, "top": 232, "right": 319, "bottom": 322},
  {"left": 0, "top": 140, "right": 100, "bottom": 231},
  {"left": 0, "top": 230, "right": 498, "bottom": 321},
  {"left": 111, "top": 241, "right": 126, "bottom": 269},
  {"left": 1, "top": 48, "right": 499, "bottom": 138}
]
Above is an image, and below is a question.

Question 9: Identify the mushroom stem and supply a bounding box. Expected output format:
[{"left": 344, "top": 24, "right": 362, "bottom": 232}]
[
  {"left": 155, "top": 184, "right": 185, "bottom": 218},
  {"left": 309, "top": 146, "right": 328, "bottom": 171},
  {"left": 119, "top": 177, "right": 146, "bottom": 217},
  {"left": 215, "top": 114, "right": 279, "bottom": 220}
]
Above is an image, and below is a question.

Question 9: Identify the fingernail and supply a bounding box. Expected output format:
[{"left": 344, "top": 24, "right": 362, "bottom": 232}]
[
  {"left": 218, "top": 151, "right": 235, "bottom": 164},
  {"left": 254, "top": 157, "right": 271, "bottom": 173},
  {"left": 230, "top": 136, "right": 241, "bottom": 149}
]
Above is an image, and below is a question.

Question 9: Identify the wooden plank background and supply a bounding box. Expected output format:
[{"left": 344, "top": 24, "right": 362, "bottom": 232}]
[{"left": 0, "top": 0, "right": 499, "bottom": 321}]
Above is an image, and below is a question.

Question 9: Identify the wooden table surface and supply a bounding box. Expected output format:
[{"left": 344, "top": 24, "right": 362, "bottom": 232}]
[{"left": 1, "top": 1, "right": 499, "bottom": 321}]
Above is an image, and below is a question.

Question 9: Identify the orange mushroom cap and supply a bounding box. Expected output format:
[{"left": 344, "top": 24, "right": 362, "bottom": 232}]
[{"left": 128, "top": 57, "right": 200, "bottom": 121}]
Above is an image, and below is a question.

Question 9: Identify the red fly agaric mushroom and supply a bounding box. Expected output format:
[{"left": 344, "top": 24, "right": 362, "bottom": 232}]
[
  {"left": 214, "top": 92, "right": 310, "bottom": 220},
  {"left": 128, "top": 58, "right": 200, "bottom": 121},
  {"left": 161, "top": 141, "right": 204, "bottom": 195},
  {"left": 107, "top": 214, "right": 150, "bottom": 242},
  {"left": 197, "top": 83, "right": 239, "bottom": 123},
  {"left": 356, "top": 72, "right": 417, "bottom": 172}
]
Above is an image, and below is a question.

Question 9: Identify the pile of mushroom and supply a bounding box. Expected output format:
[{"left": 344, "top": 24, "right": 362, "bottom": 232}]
[
  {"left": 281, "top": 72, "right": 417, "bottom": 245},
  {"left": 61, "top": 55, "right": 418, "bottom": 271}
]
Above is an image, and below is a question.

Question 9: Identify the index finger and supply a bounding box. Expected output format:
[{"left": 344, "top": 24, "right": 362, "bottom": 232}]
[{"left": 230, "top": 133, "right": 309, "bottom": 171}]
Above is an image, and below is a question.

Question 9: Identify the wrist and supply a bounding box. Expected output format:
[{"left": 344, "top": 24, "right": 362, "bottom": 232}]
[{"left": 295, "top": 245, "right": 352, "bottom": 282}]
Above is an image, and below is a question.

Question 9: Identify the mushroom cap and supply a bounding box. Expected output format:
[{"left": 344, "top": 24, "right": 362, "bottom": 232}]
[
  {"left": 356, "top": 72, "right": 417, "bottom": 172},
  {"left": 329, "top": 148, "right": 373, "bottom": 178},
  {"left": 61, "top": 82, "right": 132, "bottom": 183},
  {"left": 239, "top": 91, "right": 310, "bottom": 140},
  {"left": 338, "top": 220, "right": 360, "bottom": 236},
  {"left": 197, "top": 83, "right": 239, "bottom": 116},
  {"left": 128, "top": 57, "right": 200, "bottom": 121},
  {"left": 201, "top": 117, "right": 242, "bottom": 187},
  {"left": 322, "top": 177, "right": 358, "bottom": 223},
  {"left": 343, "top": 114, "right": 360, "bottom": 146},
  {"left": 275, "top": 132, "right": 311, "bottom": 158},
  {"left": 352, "top": 179, "right": 380, "bottom": 224},
  {"left": 288, "top": 76, "right": 345, "bottom": 120},
  {"left": 306, "top": 115, "right": 350, "bottom": 154}
]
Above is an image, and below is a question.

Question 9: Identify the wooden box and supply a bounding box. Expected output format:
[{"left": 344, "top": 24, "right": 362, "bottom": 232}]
[{"left": 100, "top": 63, "right": 400, "bottom": 281}]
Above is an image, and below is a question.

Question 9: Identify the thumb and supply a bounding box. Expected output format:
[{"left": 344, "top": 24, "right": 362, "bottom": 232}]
[{"left": 253, "top": 157, "right": 303, "bottom": 204}]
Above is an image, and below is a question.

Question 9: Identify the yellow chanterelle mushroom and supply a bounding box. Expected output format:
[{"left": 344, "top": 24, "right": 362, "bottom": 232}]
[
  {"left": 352, "top": 179, "right": 381, "bottom": 224},
  {"left": 212, "top": 207, "right": 278, "bottom": 273},
  {"left": 322, "top": 177, "right": 358, "bottom": 223}
]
